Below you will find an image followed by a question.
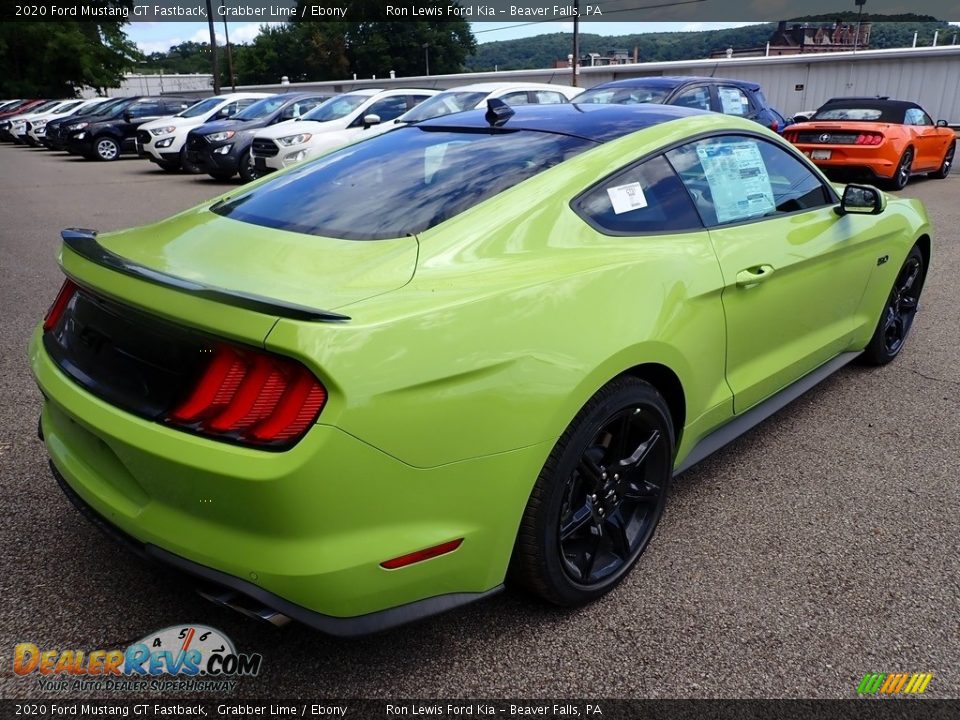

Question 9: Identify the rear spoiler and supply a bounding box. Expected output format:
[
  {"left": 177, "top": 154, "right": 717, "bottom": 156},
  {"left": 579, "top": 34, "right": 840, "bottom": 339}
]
[{"left": 60, "top": 229, "right": 350, "bottom": 323}]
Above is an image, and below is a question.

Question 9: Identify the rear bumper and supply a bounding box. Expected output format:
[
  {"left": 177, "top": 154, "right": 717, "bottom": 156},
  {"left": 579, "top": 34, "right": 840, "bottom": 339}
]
[
  {"left": 795, "top": 144, "right": 897, "bottom": 180},
  {"left": 48, "top": 459, "right": 501, "bottom": 636},
  {"left": 30, "top": 327, "right": 536, "bottom": 631}
]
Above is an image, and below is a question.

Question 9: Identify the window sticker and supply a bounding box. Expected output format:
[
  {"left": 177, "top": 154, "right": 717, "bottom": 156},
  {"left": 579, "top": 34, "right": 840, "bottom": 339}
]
[
  {"left": 606, "top": 182, "right": 648, "bottom": 214},
  {"left": 718, "top": 87, "right": 748, "bottom": 115},
  {"left": 695, "top": 142, "right": 775, "bottom": 223}
]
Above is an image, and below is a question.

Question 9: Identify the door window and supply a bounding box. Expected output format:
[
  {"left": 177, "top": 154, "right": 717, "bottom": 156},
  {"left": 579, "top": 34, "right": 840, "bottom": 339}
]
[
  {"left": 128, "top": 101, "right": 161, "bottom": 118},
  {"left": 667, "top": 135, "right": 831, "bottom": 226},
  {"left": 501, "top": 91, "right": 533, "bottom": 106},
  {"left": 533, "top": 91, "right": 568, "bottom": 104},
  {"left": 362, "top": 96, "right": 408, "bottom": 123},
  {"left": 670, "top": 85, "right": 711, "bottom": 111},
  {"left": 716, "top": 86, "right": 752, "bottom": 116},
  {"left": 575, "top": 155, "right": 703, "bottom": 234},
  {"left": 904, "top": 108, "right": 933, "bottom": 126}
]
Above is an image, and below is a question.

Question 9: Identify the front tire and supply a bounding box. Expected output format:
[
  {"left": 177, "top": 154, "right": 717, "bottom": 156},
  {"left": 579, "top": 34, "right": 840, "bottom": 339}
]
[
  {"left": 861, "top": 245, "right": 925, "bottom": 366},
  {"left": 179, "top": 147, "right": 200, "bottom": 174},
  {"left": 238, "top": 150, "right": 258, "bottom": 183},
  {"left": 93, "top": 136, "right": 120, "bottom": 162},
  {"left": 929, "top": 142, "right": 955, "bottom": 180},
  {"left": 511, "top": 377, "right": 674, "bottom": 607}
]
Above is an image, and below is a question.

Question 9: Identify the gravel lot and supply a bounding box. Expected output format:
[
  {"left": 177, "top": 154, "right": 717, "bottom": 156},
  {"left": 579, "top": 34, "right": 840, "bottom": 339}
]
[{"left": 0, "top": 142, "right": 957, "bottom": 700}]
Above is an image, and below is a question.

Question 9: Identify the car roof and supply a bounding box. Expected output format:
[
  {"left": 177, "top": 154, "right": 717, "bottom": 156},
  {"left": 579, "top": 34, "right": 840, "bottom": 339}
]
[
  {"left": 446, "top": 82, "right": 571, "bottom": 92},
  {"left": 417, "top": 102, "right": 709, "bottom": 143},
  {"left": 588, "top": 76, "right": 760, "bottom": 91}
]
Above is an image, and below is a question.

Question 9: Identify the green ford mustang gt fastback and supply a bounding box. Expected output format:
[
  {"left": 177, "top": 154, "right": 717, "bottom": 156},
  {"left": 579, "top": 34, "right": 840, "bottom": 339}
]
[{"left": 30, "top": 103, "right": 931, "bottom": 635}]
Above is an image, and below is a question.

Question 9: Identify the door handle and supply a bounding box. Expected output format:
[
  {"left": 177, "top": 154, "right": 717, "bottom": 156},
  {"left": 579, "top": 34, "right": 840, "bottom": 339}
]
[{"left": 736, "top": 264, "right": 775, "bottom": 287}]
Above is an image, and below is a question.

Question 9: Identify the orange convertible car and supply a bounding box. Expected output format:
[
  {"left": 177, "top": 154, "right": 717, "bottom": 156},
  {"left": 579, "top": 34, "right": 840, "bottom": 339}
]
[{"left": 784, "top": 98, "right": 955, "bottom": 190}]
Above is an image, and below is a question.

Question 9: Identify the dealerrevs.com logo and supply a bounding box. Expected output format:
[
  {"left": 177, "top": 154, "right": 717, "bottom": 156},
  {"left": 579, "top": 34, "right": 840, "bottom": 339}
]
[{"left": 14, "top": 625, "right": 262, "bottom": 693}]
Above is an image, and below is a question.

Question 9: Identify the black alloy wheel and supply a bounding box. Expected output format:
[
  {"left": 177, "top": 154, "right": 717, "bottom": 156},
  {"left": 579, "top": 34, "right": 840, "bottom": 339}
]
[
  {"left": 889, "top": 148, "right": 913, "bottom": 190},
  {"left": 512, "top": 377, "right": 674, "bottom": 606},
  {"left": 931, "top": 142, "right": 955, "bottom": 179},
  {"left": 861, "top": 245, "right": 925, "bottom": 365}
]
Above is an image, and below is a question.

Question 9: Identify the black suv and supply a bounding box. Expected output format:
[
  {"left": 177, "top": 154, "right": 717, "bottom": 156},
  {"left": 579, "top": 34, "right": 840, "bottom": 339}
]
[
  {"left": 184, "top": 92, "right": 332, "bottom": 182},
  {"left": 42, "top": 98, "right": 120, "bottom": 149},
  {"left": 577, "top": 76, "right": 789, "bottom": 133},
  {"left": 65, "top": 96, "right": 198, "bottom": 161}
]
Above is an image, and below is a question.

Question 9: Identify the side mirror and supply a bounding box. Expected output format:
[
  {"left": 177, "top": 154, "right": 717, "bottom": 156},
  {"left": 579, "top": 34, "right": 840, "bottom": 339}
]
[
  {"left": 936, "top": 119, "right": 949, "bottom": 128},
  {"left": 123, "top": 112, "right": 132, "bottom": 122},
  {"left": 362, "top": 113, "right": 381, "bottom": 128},
  {"left": 835, "top": 184, "right": 886, "bottom": 216}
]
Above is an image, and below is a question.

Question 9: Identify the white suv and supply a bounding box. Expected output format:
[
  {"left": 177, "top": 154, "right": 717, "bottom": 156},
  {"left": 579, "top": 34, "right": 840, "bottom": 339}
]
[
  {"left": 8, "top": 100, "right": 75, "bottom": 144},
  {"left": 25, "top": 98, "right": 107, "bottom": 146},
  {"left": 250, "top": 88, "right": 438, "bottom": 174},
  {"left": 138, "top": 93, "right": 269, "bottom": 172}
]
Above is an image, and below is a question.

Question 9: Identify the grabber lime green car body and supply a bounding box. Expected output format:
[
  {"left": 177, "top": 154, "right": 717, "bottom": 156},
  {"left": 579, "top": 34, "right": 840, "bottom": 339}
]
[{"left": 30, "top": 103, "right": 932, "bottom": 635}]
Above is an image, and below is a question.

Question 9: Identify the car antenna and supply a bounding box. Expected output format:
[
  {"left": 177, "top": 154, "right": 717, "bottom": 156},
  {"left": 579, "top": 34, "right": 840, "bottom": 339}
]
[{"left": 485, "top": 98, "right": 514, "bottom": 127}]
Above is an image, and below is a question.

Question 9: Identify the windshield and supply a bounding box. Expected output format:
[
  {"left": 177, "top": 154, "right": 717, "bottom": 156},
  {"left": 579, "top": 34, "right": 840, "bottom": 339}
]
[
  {"left": 812, "top": 107, "right": 884, "bottom": 121},
  {"left": 400, "top": 92, "right": 488, "bottom": 123},
  {"left": 233, "top": 95, "right": 287, "bottom": 121},
  {"left": 178, "top": 97, "right": 223, "bottom": 119},
  {"left": 26, "top": 100, "right": 61, "bottom": 114},
  {"left": 52, "top": 101, "right": 83, "bottom": 115},
  {"left": 213, "top": 127, "right": 594, "bottom": 240},
  {"left": 75, "top": 100, "right": 112, "bottom": 116},
  {"left": 301, "top": 94, "right": 368, "bottom": 123},
  {"left": 577, "top": 85, "right": 672, "bottom": 105}
]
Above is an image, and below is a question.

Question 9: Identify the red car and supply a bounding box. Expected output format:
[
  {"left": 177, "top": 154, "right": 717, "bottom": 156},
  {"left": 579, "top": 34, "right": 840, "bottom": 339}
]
[
  {"left": 0, "top": 99, "right": 46, "bottom": 120},
  {"left": 784, "top": 98, "right": 955, "bottom": 190}
]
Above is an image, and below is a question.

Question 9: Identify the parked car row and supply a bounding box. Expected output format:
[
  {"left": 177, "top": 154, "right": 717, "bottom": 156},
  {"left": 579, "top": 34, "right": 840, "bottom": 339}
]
[{"left": 3, "top": 77, "right": 952, "bottom": 192}]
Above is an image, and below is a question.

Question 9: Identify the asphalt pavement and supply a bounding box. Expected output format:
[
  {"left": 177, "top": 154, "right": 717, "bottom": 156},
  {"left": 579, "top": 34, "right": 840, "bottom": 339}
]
[{"left": 0, "top": 143, "right": 958, "bottom": 700}]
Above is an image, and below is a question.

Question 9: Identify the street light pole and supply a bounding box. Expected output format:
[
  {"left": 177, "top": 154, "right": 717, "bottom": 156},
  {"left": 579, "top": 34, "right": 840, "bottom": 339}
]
[
  {"left": 853, "top": 0, "right": 866, "bottom": 53},
  {"left": 205, "top": 0, "right": 221, "bottom": 94},
  {"left": 221, "top": 0, "right": 236, "bottom": 91},
  {"left": 423, "top": 43, "right": 430, "bottom": 76},
  {"left": 571, "top": 0, "right": 579, "bottom": 87}
]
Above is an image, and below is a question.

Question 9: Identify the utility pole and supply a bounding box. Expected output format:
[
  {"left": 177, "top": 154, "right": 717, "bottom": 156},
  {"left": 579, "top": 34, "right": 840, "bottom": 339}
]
[
  {"left": 853, "top": 0, "right": 866, "bottom": 53},
  {"left": 571, "top": 0, "right": 579, "bottom": 87},
  {"left": 423, "top": 43, "right": 430, "bottom": 76},
  {"left": 221, "top": 0, "right": 235, "bottom": 91},
  {"left": 205, "top": 0, "right": 221, "bottom": 94}
]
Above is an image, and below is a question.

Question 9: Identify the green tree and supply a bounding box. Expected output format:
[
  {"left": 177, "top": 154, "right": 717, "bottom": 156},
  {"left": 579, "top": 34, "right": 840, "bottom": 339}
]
[{"left": 0, "top": 4, "right": 140, "bottom": 96}]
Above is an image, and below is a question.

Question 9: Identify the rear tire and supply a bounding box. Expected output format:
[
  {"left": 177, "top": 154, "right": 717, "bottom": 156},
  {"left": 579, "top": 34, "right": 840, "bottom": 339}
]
[
  {"left": 929, "top": 142, "right": 955, "bottom": 180},
  {"left": 860, "top": 245, "right": 925, "bottom": 366},
  {"left": 510, "top": 377, "right": 674, "bottom": 607},
  {"left": 885, "top": 148, "right": 913, "bottom": 191}
]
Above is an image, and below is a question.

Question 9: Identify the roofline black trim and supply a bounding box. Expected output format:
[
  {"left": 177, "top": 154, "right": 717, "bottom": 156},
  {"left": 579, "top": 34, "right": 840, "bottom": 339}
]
[{"left": 61, "top": 229, "right": 351, "bottom": 323}]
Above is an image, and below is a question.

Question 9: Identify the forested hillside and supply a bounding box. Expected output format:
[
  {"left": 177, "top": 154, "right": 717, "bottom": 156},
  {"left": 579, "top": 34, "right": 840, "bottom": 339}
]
[{"left": 464, "top": 16, "right": 956, "bottom": 72}]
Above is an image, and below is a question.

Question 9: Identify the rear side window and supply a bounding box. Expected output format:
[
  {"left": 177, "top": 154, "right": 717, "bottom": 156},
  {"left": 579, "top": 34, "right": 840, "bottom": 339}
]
[
  {"left": 575, "top": 155, "right": 703, "bottom": 235},
  {"left": 716, "top": 86, "right": 752, "bottom": 116},
  {"left": 213, "top": 127, "right": 595, "bottom": 240},
  {"left": 666, "top": 135, "right": 831, "bottom": 226}
]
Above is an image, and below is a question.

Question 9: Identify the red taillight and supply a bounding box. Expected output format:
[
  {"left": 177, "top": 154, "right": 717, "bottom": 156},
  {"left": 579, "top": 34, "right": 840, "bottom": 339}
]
[
  {"left": 168, "top": 344, "right": 327, "bottom": 448},
  {"left": 381, "top": 539, "right": 464, "bottom": 570},
  {"left": 43, "top": 279, "right": 79, "bottom": 331},
  {"left": 855, "top": 133, "right": 884, "bottom": 145},
  {"left": 770, "top": 119, "right": 780, "bottom": 133}
]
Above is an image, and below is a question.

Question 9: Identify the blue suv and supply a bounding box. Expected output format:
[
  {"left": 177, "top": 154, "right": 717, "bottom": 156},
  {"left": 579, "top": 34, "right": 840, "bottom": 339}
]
[{"left": 577, "top": 76, "right": 789, "bottom": 133}]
